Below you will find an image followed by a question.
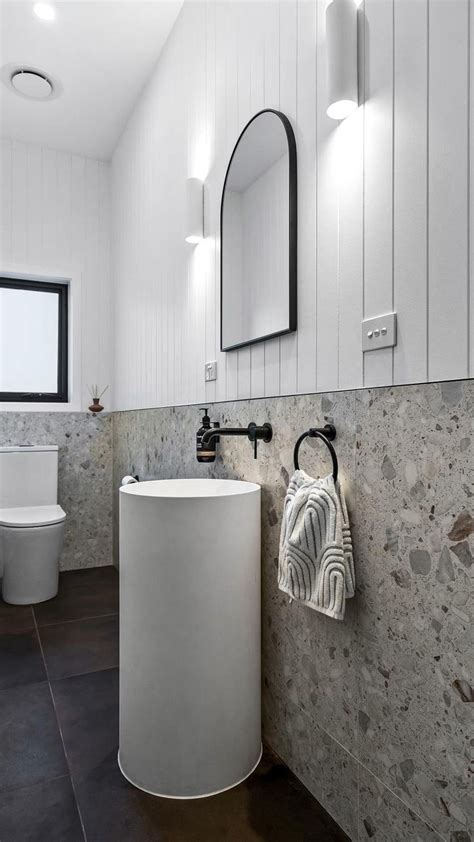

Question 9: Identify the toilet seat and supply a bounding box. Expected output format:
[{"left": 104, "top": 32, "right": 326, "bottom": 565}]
[{"left": 0, "top": 504, "right": 66, "bottom": 528}]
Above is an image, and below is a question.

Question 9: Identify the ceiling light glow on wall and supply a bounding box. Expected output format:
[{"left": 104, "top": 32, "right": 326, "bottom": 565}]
[
  {"left": 326, "top": 0, "right": 358, "bottom": 120},
  {"left": 33, "top": 3, "right": 56, "bottom": 21},
  {"left": 185, "top": 178, "right": 204, "bottom": 244}
]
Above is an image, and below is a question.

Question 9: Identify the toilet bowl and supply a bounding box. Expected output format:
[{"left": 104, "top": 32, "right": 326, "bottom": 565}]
[{"left": 0, "top": 446, "right": 67, "bottom": 605}]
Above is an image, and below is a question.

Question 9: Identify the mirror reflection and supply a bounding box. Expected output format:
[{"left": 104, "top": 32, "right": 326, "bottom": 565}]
[{"left": 221, "top": 110, "right": 297, "bottom": 351}]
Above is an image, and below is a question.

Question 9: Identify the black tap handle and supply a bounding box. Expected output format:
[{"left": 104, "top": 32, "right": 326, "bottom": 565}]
[{"left": 254, "top": 437, "right": 258, "bottom": 459}]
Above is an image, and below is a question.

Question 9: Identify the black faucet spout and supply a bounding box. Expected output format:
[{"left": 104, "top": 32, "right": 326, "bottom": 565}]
[{"left": 201, "top": 422, "right": 273, "bottom": 459}]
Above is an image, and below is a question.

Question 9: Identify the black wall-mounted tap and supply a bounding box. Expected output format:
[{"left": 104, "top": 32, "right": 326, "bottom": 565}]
[{"left": 200, "top": 422, "right": 273, "bottom": 460}]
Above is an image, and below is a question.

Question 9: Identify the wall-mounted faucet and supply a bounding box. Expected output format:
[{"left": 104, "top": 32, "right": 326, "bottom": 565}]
[{"left": 200, "top": 421, "right": 273, "bottom": 460}]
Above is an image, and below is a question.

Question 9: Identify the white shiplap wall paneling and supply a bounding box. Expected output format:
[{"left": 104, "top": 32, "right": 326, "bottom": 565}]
[
  {"left": 296, "top": 0, "right": 317, "bottom": 396},
  {"left": 316, "top": 0, "right": 339, "bottom": 393},
  {"left": 393, "top": 0, "right": 428, "bottom": 386},
  {"left": 1, "top": 140, "right": 112, "bottom": 410},
  {"left": 26, "top": 143, "right": 42, "bottom": 265},
  {"left": 214, "top": 0, "right": 228, "bottom": 405},
  {"left": 236, "top": 0, "right": 253, "bottom": 401},
  {"left": 249, "top": 3, "right": 266, "bottom": 400},
  {"left": 204, "top": 0, "right": 217, "bottom": 407},
  {"left": 263, "top": 1, "right": 282, "bottom": 398},
  {"left": 278, "top": 0, "right": 298, "bottom": 396},
  {"left": 363, "top": 0, "right": 394, "bottom": 389},
  {"left": 0, "top": 139, "right": 12, "bottom": 261},
  {"left": 428, "top": 0, "right": 469, "bottom": 382},
  {"left": 223, "top": 1, "right": 239, "bottom": 402},
  {"left": 108, "top": 0, "right": 473, "bottom": 411}
]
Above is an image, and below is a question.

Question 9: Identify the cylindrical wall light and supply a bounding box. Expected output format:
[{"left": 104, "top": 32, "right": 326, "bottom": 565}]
[
  {"left": 185, "top": 177, "right": 204, "bottom": 244},
  {"left": 326, "top": 0, "right": 358, "bottom": 120}
]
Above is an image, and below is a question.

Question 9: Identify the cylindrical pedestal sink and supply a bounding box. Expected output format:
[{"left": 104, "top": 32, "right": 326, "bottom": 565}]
[{"left": 118, "top": 478, "right": 261, "bottom": 798}]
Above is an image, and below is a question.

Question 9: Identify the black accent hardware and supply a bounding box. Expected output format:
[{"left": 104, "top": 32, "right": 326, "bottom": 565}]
[
  {"left": 220, "top": 109, "right": 297, "bottom": 352},
  {"left": 201, "top": 422, "right": 273, "bottom": 460},
  {"left": 196, "top": 408, "right": 219, "bottom": 463},
  {"left": 0, "top": 277, "right": 68, "bottom": 403},
  {"left": 293, "top": 424, "right": 338, "bottom": 480}
]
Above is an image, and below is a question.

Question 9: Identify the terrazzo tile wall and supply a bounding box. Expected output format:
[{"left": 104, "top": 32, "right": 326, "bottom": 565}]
[
  {"left": 0, "top": 413, "right": 113, "bottom": 571},
  {"left": 113, "top": 380, "right": 473, "bottom": 842}
]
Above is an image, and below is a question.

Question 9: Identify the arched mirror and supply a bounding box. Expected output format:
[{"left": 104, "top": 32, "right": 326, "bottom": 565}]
[{"left": 220, "top": 109, "right": 297, "bottom": 351}]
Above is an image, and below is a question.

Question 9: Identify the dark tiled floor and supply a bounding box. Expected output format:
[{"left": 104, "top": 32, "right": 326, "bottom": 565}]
[{"left": 0, "top": 566, "right": 349, "bottom": 842}]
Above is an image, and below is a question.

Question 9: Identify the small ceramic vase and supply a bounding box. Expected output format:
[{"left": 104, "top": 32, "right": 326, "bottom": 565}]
[{"left": 89, "top": 398, "right": 104, "bottom": 413}]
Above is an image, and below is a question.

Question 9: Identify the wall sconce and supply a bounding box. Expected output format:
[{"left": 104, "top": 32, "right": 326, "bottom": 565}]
[
  {"left": 326, "top": 0, "right": 358, "bottom": 120},
  {"left": 185, "top": 178, "right": 204, "bottom": 244}
]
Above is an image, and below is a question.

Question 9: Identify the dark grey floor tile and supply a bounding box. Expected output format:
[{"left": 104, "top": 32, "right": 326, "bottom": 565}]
[
  {"left": 75, "top": 748, "right": 349, "bottom": 842},
  {"left": 0, "top": 597, "right": 34, "bottom": 634},
  {"left": 51, "top": 668, "right": 119, "bottom": 778},
  {"left": 39, "top": 615, "right": 119, "bottom": 680},
  {"left": 0, "top": 629, "right": 47, "bottom": 690},
  {"left": 0, "top": 775, "right": 84, "bottom": 842},
  {"left": 34, "top": 566, "right": 118, "bottom": 627},
  {"left": 0, "top": 682, "right": 67, "bottom": 792}
]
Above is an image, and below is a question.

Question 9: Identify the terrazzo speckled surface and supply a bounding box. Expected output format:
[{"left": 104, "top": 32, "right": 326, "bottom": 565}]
[
  {"left": 0, "top": 413, "right": 113, "bottom": 571},
  {"left": 113, "top": 380, "right": 473, "bottom": 842}
]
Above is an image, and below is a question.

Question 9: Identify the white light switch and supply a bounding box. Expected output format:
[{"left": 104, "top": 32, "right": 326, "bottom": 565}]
[
  {"left": 362, "top": 313, "right": 397, "bottom": 352},
  {"left": 205, "top": 361, "right": 217, "bottom": 382}
]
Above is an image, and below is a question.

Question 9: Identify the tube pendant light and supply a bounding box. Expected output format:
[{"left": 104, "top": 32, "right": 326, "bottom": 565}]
[
  {"left": 185, "top": 178, "right": 204, "bottom": 244},
  {"left": 326, "top": 0, "right": 358, "bottom": 120}
]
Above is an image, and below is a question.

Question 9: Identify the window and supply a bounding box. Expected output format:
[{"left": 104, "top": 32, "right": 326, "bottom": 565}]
[{"left": 0, "top": 278, "right": 68, "bottom": 402}]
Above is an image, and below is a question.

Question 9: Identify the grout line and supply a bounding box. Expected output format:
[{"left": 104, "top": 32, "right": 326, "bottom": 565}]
[
  {"left": 32, "top": 610, "right": 88, "bottom": 842},
  {"left": 0, "top": 772, "right": 72, "bottom": 798},
  {"left": 287, "top": 692, "right": 446, "bottom": 841},
  {"left": 355, "top": 761, "right": 446, "bottom": 842},
  {"left": 34, "top": 611, "right": 118, "bottom": 630},
  {"left": 46, "top": 663, "right": 119, "bottom": 684},
  {"left": 50, "top": 664, "right": 118, "bottom": 686},
  {"left": 112, "top": 374, "right": 474, "bottom": 415}
]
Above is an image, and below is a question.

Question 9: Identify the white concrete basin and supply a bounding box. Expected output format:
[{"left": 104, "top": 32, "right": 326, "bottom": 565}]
[{"left": 118, "top": 478, "right": 262, "bottom": 798}]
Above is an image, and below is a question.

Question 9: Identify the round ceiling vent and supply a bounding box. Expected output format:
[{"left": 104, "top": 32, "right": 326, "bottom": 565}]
[
  {"left": 11, "top": 69, "right": 53, "bottom": 100},
  {"left": 1, "top": 63, "right": 61, "bottom": 101}
]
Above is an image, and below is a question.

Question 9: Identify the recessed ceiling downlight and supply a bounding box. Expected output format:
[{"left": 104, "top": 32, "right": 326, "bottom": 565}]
[{"left": 11, "top": 69, "right": 53, "bottom": 100}]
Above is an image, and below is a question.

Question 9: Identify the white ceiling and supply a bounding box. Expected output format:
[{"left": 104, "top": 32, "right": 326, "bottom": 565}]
[{"left": 0, "top": 1, "right": 183, "bottom": 160}]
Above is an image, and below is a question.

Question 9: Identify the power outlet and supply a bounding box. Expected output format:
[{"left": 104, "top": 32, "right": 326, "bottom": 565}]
[
  {"left": 205, "top": 361, "right": 217, "bottom": 382},
  {"left": 362, "top": 313, "right": 397, "bottom": 352}
]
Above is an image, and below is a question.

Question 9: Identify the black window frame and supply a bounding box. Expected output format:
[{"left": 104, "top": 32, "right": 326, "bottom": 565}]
[{"left": 0, "top": 277, "right": 69, "bottom": 403}]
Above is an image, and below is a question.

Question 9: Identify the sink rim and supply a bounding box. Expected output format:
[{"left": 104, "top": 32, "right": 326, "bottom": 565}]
[{"left": 120, "top": 478, "right": 261, "bottom": 499}]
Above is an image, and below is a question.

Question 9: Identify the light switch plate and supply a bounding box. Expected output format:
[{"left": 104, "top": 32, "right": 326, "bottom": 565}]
[
  {"left": 362, "top": 313, "right": 397, "bottom": 352},
  {"left": 205, "top": 360, "right": 217, "bottom": 382}
]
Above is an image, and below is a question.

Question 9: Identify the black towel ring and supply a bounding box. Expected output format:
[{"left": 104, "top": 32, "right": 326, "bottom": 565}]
[{"left": 293, "top": 424, "right": 338, "bottom": 481}]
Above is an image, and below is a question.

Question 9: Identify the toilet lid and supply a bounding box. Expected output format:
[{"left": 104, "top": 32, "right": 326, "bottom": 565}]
[{"left": 0, "top": 504, "right": 66, "bottom": 528}]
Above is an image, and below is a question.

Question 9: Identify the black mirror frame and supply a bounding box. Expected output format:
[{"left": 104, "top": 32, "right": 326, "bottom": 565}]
[{"left": 220, "top": 108, "right": 297, "bottom": 352}]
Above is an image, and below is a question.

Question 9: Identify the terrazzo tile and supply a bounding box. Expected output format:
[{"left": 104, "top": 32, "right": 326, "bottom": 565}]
[
  {"left": 113, "top": 379, "right": 473, "bottom": 841},
  {"left": 263, "top": 683, "right": 358, "bottom": 841},
  {"left": 358, "top": 764, "right": 444, "bottom": 841},
  {"left": 0, "top": 412, "right": 113, "bottom": 570},
  {"left": 354, "top": 383, "right": 474, "bottom": 837}
]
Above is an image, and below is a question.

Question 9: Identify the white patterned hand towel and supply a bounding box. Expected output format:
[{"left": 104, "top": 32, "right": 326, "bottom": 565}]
[{"left": 278, "top": 470, "right": 355, "bottom": 620}]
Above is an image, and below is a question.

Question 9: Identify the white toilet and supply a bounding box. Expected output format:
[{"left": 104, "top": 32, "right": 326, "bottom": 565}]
[{"left": 0, "top": 446, "right": 66, "bottom": 605}]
